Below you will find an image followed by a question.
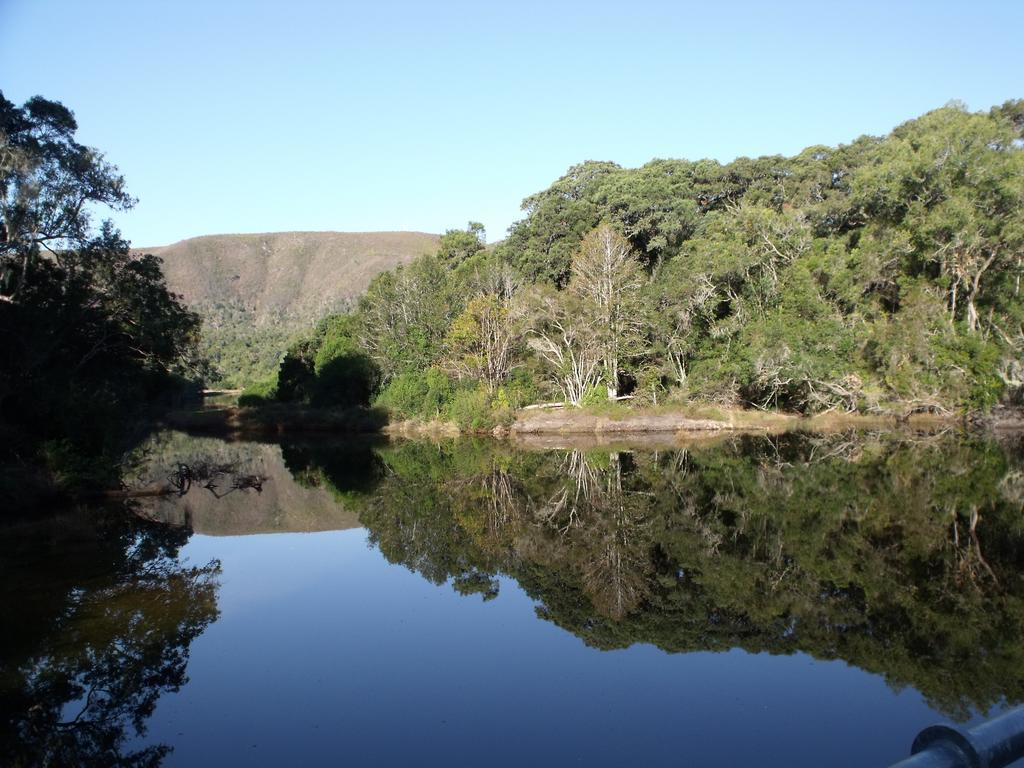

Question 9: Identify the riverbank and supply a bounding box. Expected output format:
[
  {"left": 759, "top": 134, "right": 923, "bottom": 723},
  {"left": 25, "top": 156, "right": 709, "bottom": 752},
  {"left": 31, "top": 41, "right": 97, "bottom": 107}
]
[
  {"left": 164, "top": 404, "right": 388, "bottom": 435},
  {"left": 161, "top": 401, "right": 997, "bottom": 440}
]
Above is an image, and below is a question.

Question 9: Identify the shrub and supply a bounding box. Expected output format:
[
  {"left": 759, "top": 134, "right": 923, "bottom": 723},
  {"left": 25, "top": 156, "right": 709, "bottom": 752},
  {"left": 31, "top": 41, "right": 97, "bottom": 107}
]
[
  {"left": 312, "top": 351, "right": 381, "bottom": 408},
  {"left": 446, "top": 385, "right": 517, "bottom": 430},
  {"left": 375, "top": 369, "right": 456, "bottom": 420},
  {"left": 864, "top": 283, "right": 1005, "bottom": 410},
  {"left": 267, "top": 314, "right": 382, "bottom": 408},
  {"left": 632, "top": 366, "right": 667, "bottom": 407},
  {"left": 275, "top": 338, "right": 317, "bottom": 403},
  {"left": 238, "top": 377, "right": 278, "bottom": 407},
  {"left": 580, "top": 384, "right": 608, "bottom": 407},
  {"left": 503, "top": 368, "right": 544, "bottom": 409}
]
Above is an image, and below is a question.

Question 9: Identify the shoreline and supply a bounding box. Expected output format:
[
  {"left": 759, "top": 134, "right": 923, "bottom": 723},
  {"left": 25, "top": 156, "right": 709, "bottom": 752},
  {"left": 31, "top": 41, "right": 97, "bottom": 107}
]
[{"left": 161, "top": 402, "right": 1007, "bottom": 440}]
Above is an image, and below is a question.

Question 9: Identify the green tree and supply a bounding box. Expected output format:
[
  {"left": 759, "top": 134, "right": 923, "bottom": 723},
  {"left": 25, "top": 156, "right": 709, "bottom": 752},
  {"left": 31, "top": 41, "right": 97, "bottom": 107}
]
[
  {"left": 499, "top": 160, "right": 622, "bottom": 286},
  {"left": 357, "top": 255, "right": 461, "bottom": 379},
  {"left": 0, "top": 92, "right": 133, "bottom": 303},
  {"left": 852, "top": 103, "right": 1024, "bottom": 333},
  {"left": 437, "top": 221, "right": 486, "bottom": 266},
  {"left": 0, "top": 92, "right": 201, "bottom": 486},
  {"left": 444, "top": 293, "right": 521, "bottom": 392},
  {"left": 597, "top": 159, "right": 701, "bottom": 264},
  {"left": 274, "top": 314, "right": 381, "bottom": 407}
]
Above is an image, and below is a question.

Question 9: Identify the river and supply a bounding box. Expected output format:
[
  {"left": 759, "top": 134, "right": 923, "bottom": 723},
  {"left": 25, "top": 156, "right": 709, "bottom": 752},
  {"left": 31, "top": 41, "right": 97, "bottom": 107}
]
[{"left": 3, "top": 428, "right": 1023, "bottom": 766}]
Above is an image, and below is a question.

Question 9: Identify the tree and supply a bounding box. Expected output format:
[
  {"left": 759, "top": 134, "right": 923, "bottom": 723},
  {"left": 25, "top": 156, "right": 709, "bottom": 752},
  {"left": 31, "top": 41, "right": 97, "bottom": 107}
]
[
  {"left": 312, "top": 314, "right": 381, "bottom": 406},
  {"left": 444, "top": 294, "right": 521, "bottom": 392},
  {"left": 597, "top": 158, "right": 701, "bottom": 264},
  {"left": 357, "top": 255, "right": 460, "bottom": 379},
  {"left": 569, "top": 225, "right": 645, "bottom": 399},
  {"left": 0, "top": 92, "right": 200, "bottom": 478},
  {"left": 526, "top": 286, "right": 604, "bottom": 406},
  {"left": 499, "top": 160, "right": 622, "bottom": 286},
  {"left": 274, "top": 314, "right": 381, "bottom": 407},
  {"left": 646, "top": 260, "right": 716, "bottom": 387},
  {"left": 1, "top": 92, "right": 133, "bottom": 304},
  {"left": 437, "top": 221, "right": 486, "bottom": 266},
  {"left": 852, "top": 103, "right": 1024, "bottom": 333}
]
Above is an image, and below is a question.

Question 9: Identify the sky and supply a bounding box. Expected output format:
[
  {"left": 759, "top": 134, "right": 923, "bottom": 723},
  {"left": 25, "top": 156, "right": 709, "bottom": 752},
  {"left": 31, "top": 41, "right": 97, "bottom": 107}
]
[{"left": 1, "top": 0, "right": 1021, "bottom": 247}]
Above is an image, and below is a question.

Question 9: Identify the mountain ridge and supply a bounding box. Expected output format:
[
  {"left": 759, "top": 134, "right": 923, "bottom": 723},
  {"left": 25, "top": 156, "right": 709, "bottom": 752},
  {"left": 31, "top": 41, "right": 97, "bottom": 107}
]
[{"left": 140, "top": 230, "right": 440, "bottom": 385}]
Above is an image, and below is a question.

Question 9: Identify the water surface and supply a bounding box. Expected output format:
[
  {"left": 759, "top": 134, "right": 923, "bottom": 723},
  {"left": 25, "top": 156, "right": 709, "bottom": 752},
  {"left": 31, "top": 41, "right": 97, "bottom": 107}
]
[{"left": 3, "top": 429, "right": 1023, "bottom": 766}]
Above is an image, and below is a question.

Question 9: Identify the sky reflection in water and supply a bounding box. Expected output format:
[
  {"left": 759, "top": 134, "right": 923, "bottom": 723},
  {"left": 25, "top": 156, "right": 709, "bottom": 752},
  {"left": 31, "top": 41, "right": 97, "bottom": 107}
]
[
  {"left": 6, "top": 429, "right": 1023, "bottom": 767},
  {"left": 158, "top": 528, "right": 941, "bottom": 768}
]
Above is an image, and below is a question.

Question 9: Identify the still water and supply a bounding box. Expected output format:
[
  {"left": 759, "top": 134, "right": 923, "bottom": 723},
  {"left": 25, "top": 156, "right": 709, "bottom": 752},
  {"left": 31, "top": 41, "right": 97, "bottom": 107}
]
[{"left": 3, "top": 429, "right": 1024, "bottom": 766}]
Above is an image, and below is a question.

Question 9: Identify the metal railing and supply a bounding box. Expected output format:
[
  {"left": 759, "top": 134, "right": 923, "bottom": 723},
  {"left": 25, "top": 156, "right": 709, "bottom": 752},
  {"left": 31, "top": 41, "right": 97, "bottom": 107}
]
[{"left": 890, "top": 706, "right": 1024, "bottom": 768}]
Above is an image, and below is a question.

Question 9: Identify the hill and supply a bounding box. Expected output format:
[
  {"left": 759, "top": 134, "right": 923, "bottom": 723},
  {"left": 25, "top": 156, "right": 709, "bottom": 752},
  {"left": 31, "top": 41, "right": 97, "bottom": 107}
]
[
  {"left": 128, "top": 432, "right": 361, "bottom": 535},
  {"left": 141, "top": 231, "right": 440, "bottom": 386}
]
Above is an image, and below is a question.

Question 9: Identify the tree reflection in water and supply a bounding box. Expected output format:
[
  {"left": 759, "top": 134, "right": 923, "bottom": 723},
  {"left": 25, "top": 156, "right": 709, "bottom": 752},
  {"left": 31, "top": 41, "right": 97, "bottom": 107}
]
[
  {"left": 295, "top": 430, "right": 1024, "bottom": 720},
  {"left": 0, "top": 507, "right": 220, "bottom": 768},
  {"left": 4, "top": 427, "right": 1021, "bottom": 768}
]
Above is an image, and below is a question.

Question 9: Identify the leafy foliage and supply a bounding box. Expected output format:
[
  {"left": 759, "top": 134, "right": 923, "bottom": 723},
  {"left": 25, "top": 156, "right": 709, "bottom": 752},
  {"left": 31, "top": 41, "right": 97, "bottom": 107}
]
[
  {"left": 265, "top": 100, "right": 1024, "bottom": 417},
  {"left": 274, "top": 314, "right": 380, "bottom": 408},
  {"left": 437, "top": 221, "right": 486, "bottom": 266},
  {"left": 0, "top": 91, "right": 202, "bottom": 488}
]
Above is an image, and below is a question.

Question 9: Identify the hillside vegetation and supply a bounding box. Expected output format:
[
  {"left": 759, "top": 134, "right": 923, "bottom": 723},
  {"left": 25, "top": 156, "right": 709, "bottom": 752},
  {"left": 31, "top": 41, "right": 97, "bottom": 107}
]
[
  {"left": 144, "top": 231, "right": 439, "bottom": 386},
  {"left": 259, "top": 100, "right": 1024, "bottom": 423}
]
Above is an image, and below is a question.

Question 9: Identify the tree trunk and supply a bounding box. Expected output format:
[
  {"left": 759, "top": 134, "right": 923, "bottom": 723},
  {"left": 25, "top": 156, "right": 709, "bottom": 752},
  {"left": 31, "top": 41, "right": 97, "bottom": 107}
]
[{"left": 606, "top": 358, "right": 618, "bottom": 400}]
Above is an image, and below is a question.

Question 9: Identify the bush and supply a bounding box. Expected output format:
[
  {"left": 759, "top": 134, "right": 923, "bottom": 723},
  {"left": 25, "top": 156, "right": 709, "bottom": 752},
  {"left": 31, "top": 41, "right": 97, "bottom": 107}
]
[
  {"left": 502, "top": 368, "right": 545, "bottom": 409},
  {"left": 580, "top": 384, "right": 608, "bottom": 407},
  {"left": 264, "top": 314, "right": 382, "bottom": 408},
  {"left": 275, "top": 338, "right": 317, "bottom": 403},
  {"left": 864, "top": 283, "right": 1005, "bottom": 410},
  {"left": 239, "top": 377, "right": 278, "bottom": 407},
  {"left": 632, "top": 366, "right": 667, "bottom": 406},
  {"left": 312, "top": 351, "right": 381, "bottom": 408},
  {"left": 375, "top": 369, "right": 456, "bottom": 420},
  {"left": 446, "top": 385, "right": 516, "bottom": 430},
  {"left": 374, "top": 372, "right": 516, "bottom": 429}
]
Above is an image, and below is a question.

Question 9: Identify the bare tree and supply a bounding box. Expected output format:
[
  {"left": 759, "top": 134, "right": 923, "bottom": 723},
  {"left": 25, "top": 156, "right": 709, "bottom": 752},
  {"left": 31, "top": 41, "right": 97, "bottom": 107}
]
[
  {"left": 569, "top": 225, "right": 645, "bottom": 399},
  {"left": 526, "top": 287, "right": 604, "bottom": 406}
]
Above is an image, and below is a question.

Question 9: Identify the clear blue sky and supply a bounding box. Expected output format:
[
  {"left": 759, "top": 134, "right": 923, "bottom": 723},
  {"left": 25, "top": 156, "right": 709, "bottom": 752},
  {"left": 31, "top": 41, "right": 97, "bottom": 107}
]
[{"left": 2, "top": 0, "right": 1020, "bottom": 247}]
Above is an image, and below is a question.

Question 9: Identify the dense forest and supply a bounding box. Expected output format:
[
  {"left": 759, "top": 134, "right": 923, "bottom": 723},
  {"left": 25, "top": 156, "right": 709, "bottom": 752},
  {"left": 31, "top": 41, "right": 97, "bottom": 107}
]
[
  {"left": 0, "top": 91, "right": 201, "bottom": 498},
  {"left": 251, "top": 99, "right": 1024, "bottom": 424}
]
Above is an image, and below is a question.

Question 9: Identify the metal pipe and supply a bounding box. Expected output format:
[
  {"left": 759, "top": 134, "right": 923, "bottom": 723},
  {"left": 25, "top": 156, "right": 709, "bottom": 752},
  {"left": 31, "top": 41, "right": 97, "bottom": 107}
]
[{"left": 889, "top": 706, "right": 1024, "bottom": 768}]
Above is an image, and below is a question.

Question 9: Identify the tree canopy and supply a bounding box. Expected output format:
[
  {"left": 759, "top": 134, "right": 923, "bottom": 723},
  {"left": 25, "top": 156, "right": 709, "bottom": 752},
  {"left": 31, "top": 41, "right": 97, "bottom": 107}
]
[
  {"left": 0, "top": 91, "right": 201, "bottom": 495},
  {"left": 259, "top": 99, "right": 1024, "bottom": 419}
]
